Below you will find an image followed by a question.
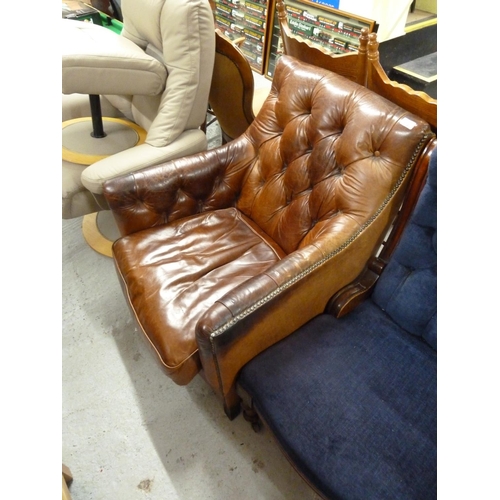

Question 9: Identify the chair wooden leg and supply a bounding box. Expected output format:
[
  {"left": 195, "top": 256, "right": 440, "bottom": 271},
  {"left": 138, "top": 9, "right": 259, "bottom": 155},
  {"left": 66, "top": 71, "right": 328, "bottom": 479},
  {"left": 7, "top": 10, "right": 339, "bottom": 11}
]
[
  {"left": 241, "top": 401, "right": 263, "bottom": 432},
  {"left": 62, "top": 464, "right": 73, "bottom": 500}
]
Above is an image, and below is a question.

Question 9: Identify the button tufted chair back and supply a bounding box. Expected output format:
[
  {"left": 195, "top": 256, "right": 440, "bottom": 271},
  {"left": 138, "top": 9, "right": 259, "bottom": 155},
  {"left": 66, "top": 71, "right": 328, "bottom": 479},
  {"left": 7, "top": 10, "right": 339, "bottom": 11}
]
[
  {"left": 103, "top": 55, "right": 435, "bottom": 418},
  {"left": 236, "top": 56, "right": 429, "bottom": 256}
]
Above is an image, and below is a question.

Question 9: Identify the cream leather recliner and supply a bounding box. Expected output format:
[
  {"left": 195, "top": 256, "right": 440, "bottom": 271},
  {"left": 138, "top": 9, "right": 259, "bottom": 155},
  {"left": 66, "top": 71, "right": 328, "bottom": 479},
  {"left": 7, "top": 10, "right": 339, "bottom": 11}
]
[{"left": 62, "top": 0, "right": 215, "bottom": 253}]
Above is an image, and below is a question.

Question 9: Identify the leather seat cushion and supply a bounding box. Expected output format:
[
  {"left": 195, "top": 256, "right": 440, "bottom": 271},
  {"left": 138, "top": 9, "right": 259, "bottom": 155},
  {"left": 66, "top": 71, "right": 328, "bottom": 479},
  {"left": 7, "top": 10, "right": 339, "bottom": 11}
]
[{"left": 112, "top": 207, "right": 285, "bottom": 384}]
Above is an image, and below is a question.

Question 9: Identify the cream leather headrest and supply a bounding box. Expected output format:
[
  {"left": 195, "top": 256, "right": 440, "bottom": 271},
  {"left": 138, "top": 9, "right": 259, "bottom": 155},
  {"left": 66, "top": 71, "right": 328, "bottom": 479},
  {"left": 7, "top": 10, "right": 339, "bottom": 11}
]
[{"left": 62, "top": 19, "right": 167, "bottom": 96}]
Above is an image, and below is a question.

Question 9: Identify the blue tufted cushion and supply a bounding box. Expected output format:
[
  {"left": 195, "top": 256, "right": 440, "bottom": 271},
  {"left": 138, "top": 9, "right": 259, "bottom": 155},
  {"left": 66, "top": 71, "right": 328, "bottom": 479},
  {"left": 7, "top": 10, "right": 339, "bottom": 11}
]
[
  {"left": 239, "top": 309, "right": 437, "bottom": 500},
  {"left": 238, "top": 148, "right": 437, "bottom": 499},
  {"left": 372, "top": 150, "right": 437, "bottom": 349}
]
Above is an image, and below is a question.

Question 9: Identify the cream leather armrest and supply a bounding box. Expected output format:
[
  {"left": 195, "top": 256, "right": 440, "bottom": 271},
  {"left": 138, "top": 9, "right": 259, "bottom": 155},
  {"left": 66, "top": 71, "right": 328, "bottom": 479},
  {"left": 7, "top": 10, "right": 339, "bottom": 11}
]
[
  {"left": 62, "top": 19, "right": 167, "bottom": 96},
  {"left": 80, "top": 129, "right": 208, "bottom": 194}
]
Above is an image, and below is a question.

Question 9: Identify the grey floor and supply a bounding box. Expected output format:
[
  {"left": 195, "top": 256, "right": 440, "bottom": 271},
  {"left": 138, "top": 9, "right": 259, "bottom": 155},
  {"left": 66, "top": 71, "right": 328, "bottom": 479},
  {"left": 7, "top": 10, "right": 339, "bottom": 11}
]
[
  {"left": 62, "top": 83, "right": 324, "bottom": 499},
  {"left": 406, "top": 8, "right": 437, "bottom": 27},
  {"left": 62, "top": 219, "right": 322, "bottom": 500}
]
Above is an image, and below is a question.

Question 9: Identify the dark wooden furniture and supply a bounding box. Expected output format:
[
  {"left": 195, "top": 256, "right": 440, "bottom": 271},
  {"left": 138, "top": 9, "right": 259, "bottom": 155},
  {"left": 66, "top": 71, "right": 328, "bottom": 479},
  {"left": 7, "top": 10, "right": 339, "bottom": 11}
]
[
  {"left": 276, "top": 0, "right": 368, "bottom": 84},
  {"left": 90, "top": 0, "right": 122, "bottom": 21},
  {"left": 206, "top": 30, "right": 256, "bottom": 144}
]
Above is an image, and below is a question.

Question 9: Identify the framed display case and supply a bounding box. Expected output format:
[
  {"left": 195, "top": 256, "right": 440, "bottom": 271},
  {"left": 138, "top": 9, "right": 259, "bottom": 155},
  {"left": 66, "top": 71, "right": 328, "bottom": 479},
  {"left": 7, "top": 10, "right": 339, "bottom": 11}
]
[
  {"left": 213, "top": 0, "right": 271, "bottom": 74},
  {"left": 264, "top": 0, "right": 376, "bottom": 79}
]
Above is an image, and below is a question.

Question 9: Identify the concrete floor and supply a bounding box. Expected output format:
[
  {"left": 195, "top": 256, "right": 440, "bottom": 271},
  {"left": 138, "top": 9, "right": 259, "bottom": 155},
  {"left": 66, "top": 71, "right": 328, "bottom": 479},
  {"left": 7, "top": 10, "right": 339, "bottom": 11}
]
[{"left": 62, "top": 216, "right": 322, "bottom": 500}]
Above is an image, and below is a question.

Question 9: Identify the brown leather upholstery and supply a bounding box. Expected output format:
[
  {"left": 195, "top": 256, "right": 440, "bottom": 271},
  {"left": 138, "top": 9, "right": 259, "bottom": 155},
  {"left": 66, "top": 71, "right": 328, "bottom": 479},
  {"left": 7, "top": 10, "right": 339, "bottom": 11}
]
[{"left": 103, "top": 55, "right": 435, "bottom": 417}]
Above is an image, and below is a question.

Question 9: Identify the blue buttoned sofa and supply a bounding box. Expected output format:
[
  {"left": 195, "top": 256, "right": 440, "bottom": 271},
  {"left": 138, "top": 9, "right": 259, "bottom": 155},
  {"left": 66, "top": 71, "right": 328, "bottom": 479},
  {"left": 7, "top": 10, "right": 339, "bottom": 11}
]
[{"left": 238, "top": 149, "right": 437, "bottom": 499}]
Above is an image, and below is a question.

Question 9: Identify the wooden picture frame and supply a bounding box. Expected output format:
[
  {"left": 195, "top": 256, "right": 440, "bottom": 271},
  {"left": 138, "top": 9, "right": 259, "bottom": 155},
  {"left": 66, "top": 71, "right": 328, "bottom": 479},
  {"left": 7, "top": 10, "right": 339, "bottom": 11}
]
[{"left": 264, "top": 0, "right": 377, "bottom": 79}]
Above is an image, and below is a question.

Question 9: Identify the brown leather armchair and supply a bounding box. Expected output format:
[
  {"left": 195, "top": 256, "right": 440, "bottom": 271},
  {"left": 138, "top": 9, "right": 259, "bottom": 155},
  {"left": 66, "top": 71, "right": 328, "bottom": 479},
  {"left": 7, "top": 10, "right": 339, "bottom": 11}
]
[{"left": 103, "top": 55, "right": 435, "bottom": 418}]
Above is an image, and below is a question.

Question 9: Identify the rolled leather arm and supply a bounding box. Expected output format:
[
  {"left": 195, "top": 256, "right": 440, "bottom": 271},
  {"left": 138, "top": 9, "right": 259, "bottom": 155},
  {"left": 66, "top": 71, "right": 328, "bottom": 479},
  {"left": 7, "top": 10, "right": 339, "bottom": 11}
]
[
  {"left": 103, "top": 135, "right": 257, "bottom": 236},
  {"left": 82, "top": 129, "right": 208, "bottom": 195},
  {"left": 195, "top": 192, "right": 401, "bottom": 418}
]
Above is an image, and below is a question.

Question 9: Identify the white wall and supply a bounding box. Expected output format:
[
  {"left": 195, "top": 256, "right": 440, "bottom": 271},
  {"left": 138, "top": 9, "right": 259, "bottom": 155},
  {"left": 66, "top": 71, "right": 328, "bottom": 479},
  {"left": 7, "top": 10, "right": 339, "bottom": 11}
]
[{"left": 339, "top": 0, "right": 413, "bottom": 41}]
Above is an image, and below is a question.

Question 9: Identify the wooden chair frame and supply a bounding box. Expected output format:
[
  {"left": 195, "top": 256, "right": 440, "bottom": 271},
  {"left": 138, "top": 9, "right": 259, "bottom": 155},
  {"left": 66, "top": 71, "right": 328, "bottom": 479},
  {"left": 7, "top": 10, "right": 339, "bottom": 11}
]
[
  {"left": 203, "top": 29, "right": 256, "bottom": 144},
  {"left": 275, "top": 0, "right": 437, "bottom": 317}
]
